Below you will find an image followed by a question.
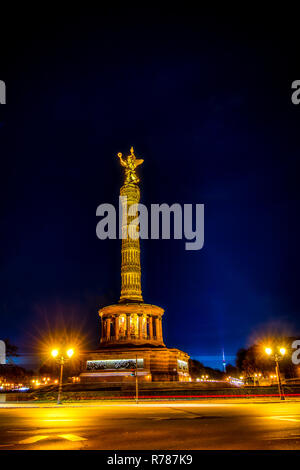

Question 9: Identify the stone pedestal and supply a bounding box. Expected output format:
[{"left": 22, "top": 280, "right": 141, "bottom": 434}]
[{"left": 81, "top": 347, "right": 190, "bottom": 383}]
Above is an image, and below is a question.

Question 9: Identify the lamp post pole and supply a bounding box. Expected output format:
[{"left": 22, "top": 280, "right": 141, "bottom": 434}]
[
  {"left": 274, "top": 354, "right": 285, "bottom": 401},
  {"left": 265, "top": 347, "right": 286, "bottom": 401},
  {"left": 51, "top": 347, "right": 74, "bottom": 405},
  {"left": 57, "top": 357, "right": 64, "bottom": 405}
]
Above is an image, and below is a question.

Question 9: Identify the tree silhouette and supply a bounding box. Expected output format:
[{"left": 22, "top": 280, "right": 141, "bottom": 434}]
[{"left": 4, "top": 339, "right": 19, "bottom": 357}]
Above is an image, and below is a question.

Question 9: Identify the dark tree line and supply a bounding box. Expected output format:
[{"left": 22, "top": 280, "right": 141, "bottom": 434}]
[
  {"left": 189, "top": 359, "right": 224, "bottom": 380},
  {"left": 235, "top": 337, "right": 299, "bottom": 378}
]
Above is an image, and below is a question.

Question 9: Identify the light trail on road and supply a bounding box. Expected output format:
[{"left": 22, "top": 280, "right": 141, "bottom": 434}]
[{"left": 0, "top": 400, "right": 299, "bottom": 450}]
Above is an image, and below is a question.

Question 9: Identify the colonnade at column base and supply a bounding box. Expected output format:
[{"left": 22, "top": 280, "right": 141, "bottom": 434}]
[
  {"left": 94, "top": 302, "right": 190, "bottom": 382},
  {"left": 99, "top": 302, "right": 165, "bottom": 347}
]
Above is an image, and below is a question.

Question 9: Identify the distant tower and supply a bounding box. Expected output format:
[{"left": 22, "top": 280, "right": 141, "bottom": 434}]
[{"left": 222, "top": 348, "right": 226, "bottom": 373}]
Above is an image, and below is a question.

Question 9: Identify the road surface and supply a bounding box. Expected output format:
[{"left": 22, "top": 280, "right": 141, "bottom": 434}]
[{"left": 0, "top": 400, "right": 299, "bottom": 450}]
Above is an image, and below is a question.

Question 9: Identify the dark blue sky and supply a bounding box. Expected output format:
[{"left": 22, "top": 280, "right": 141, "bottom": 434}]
[{"left": 0, "top": 9, "right": 299, "bottom": 368}]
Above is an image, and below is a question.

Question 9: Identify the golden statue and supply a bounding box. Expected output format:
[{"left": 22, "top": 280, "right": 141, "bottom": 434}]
[{"left": 117, "top": 146, "right": 144, "bottom": 185}]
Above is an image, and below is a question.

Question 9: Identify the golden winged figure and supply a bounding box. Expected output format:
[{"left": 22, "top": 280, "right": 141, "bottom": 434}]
[{"left": 117, "top": 146, "right": 144, "bottom": 185}]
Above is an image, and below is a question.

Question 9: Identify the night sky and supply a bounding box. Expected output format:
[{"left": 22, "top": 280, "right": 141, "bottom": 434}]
[{"left": 1, "top": 9, "right": 299, "bottom": 369}]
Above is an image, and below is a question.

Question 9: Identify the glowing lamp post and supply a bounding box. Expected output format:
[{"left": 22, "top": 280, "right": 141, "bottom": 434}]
[
  {"left": 51, "top": 347, "right": 74, "bottom": 404},
  {"left": 265, "top": 346, "right": 286, "bottom": 401}
]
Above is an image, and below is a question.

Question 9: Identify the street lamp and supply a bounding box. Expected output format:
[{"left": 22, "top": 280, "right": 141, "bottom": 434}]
[
  {"left": 264, "top": 346, "right": 286, "bottom": 401},
  {"left": 51, "top": 347, "right": 74, "bottom": 404}
]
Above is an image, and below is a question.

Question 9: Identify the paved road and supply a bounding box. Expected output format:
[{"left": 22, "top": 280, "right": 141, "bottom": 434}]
[{"left": 0, "top": 400, "right": 299, "bottom": 450}]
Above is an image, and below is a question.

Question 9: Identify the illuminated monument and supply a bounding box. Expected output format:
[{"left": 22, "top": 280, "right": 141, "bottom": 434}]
[{"left": 81, "top": 148, "right": 190, "bottom": 382}]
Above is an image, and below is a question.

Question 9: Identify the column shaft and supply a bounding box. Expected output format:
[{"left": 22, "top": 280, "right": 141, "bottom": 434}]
[
  {"left": 106, "top": 318, "right": 111, "bottom": 340},
  {"left": 158, "top": 316, "right": 163, "bottom": 341},
  {"left": 155, "top": 317, "right": 159, "bottom": 340},
  {"left": 126, "top": 314, "right": 131, "bottom": 338},
  {"left": 149, "top": 316, "right": 153, "bottom": 340},
  {"left": 138, "top": 315, "right": 143, "bottom": 339}
]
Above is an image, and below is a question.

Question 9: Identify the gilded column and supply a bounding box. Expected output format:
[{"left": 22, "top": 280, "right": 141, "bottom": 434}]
[
  {"left": 98, "top": 148, "right": 167, "bottom": 350},
  {"left": 118, "top": 147, "right": 144, "bottom": 302},
  {"left": 158, "top": 316, "right": 163, "bottom": 341}
]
